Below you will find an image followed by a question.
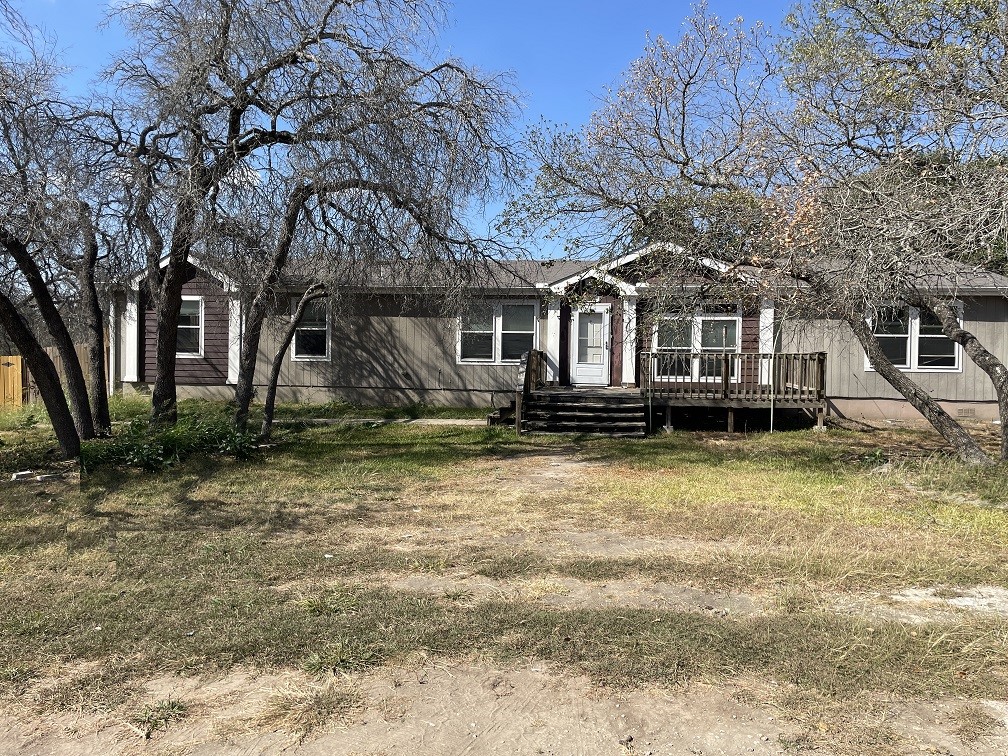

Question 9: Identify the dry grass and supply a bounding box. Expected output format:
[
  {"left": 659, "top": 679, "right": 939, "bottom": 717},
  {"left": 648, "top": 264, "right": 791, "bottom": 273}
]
[
  {"left": 0, "top": 420, "right": 1006, "bottom": 753},
  {"left": 259, "top": 679, "right": 363, "bottom": 742}
]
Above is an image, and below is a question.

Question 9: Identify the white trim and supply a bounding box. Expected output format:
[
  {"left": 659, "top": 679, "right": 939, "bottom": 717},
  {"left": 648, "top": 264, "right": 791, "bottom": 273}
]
[
  {"left": 546, "top": 299, "right": 561, "bottom": 382},
  {"left": 108, "top": 295, "right": 118, "bottom": 394},
  {"left": 621, "top": 296, "right": 637, "bottom": 386},
  {"left": 651, "top": 309, "right": 743, "bottom": 382},
  {"left": 570, "top": 302, "right": 612, "bottom": 386},
  {"left": 864, "top": 304, "right": 963, "bottom": 374},
  {"left": 456, "top": 299, "right": 540, "bottom": 365},
  {"left": 124, "top": 252, "right": 238, "bottom": 292},
  {"left": 121, "top": 289, "right": 139, "bottom": 383},
  {"left": 176, "top": 295, "right": 204, "bottom": 358},
  {"left": 227, "top": 298, "right": 242, "bottom": 382},
  {"left": 290, "top": 297, "right": 331, "bottom": 362},
  {"left": 547, "top": 268, "right": 637, "bottom": 296}
]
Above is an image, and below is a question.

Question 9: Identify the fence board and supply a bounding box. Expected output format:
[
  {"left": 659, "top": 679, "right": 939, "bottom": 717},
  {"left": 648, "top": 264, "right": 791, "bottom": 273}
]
[{"left": 1, "top": 356, "right": 23, "bottom": 407}]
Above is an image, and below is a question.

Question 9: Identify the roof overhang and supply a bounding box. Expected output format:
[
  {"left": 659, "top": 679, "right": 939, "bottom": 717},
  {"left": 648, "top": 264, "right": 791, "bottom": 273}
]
[{"left": 122, "top": 253, "right": 238, "bottom": 293}]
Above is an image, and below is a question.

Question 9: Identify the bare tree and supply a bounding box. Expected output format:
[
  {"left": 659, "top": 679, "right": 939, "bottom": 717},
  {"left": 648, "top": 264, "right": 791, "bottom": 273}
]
[
  {"left": 516, "top": 2, "right": 1004, "bottom": 463},
  {"left": 779, "top": 0, "right": 1008, "bottom": 460},
  {"left": 102, "top": 0, "right": 517, "bottom": 426},
  {"left": 0, "top": 2, "right": 122, "bottom": 440}
]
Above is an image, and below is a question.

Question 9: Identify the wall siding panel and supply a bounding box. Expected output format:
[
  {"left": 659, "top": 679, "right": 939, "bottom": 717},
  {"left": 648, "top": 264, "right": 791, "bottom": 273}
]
[
  {"left": 779, "top": 296, "right": 1007, "bottom": 403},
  {"left": 142, "top": 265, "right": 230, "bottom": 385},
  {"left": 253, "top": 295, "right": 542, "bottom": 405}
]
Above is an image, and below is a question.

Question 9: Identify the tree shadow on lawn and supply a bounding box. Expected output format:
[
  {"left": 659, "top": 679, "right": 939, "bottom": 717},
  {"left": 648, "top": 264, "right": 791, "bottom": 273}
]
[{"left": 75, "top": 424, "right": 572, "bottom": 541}]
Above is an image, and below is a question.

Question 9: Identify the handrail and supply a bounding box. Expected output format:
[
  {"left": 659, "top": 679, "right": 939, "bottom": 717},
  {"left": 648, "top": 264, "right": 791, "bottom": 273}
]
[
  {"left": 515, "top": 349, "right": 547, "bottom": 434},
  {"left": 639, "top": 350, "right": 827, "bottom": 404}
]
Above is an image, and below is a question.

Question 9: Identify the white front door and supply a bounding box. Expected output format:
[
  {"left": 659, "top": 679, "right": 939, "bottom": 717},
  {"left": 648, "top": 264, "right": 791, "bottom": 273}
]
[{"left": 570, "top": 304, "right": 611, "bottom": 385}]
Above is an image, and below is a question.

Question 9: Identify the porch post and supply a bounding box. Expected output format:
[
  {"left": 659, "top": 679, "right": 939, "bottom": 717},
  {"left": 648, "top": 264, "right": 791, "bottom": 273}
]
[
  {"left": 545, "top": 297, "right": 561, "bottom": 383},
  {"left": 121, "top": 287, "right": 139, "bottom": 384},
  {"left": 227, "top": 297, "right": 242, "bottom": 385},
  {"left": 758, "top": 298, "right": 775, "bottom": 384},
  {"left": 108, "top": 295, "right": 118, "bottom": 395},
  {"left": 621, "top": 295, "right": 637, "bottom": 387}
]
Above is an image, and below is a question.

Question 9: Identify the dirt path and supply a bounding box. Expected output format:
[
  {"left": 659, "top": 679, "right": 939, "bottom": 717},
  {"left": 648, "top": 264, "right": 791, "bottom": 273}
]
[{"left": 4, "top": 661, "right": 1006, "bottom": 755}]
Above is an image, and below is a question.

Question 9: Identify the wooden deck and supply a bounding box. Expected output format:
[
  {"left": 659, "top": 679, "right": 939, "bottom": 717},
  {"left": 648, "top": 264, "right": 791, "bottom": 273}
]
[
  {"left": 494, "top": 350, "right": 828, "bottom": 435},
  {"left": 640, "top": 351, "right": 827, "bottom": 423}
]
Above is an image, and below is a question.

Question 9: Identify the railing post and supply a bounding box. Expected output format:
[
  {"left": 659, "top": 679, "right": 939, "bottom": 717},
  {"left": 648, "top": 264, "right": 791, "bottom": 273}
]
[
  {"left": 515, "top": 390, "right": 522, "bottom": 435},
  {"left": 722, "top": 352, "right": 730, "bottom": 399}
]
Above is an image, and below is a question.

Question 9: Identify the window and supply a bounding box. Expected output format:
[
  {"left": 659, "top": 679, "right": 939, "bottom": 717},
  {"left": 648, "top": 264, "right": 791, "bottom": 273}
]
[
  {"left": 501, "top": 304, "right": 536, "bottom": 361},
  {"left": 652, "top": 310, "right": 741, "bottom": 380},
  {"left": 868, "top": 305, "right": 960, "bottom": 372},
  {"left": 460, "top": 303, "right": 494, "bottom": 361},
  {"left": 292, "top": 298, "right": 329, "bottom": 360},
  {"left": 458, "top": 300, "right": 538, "bottom": 363},
  {"left": 176, "top": 297, "right": 203, "bottom": 357},
  {"left": 872, "top": 306, "right": 911, "bottom": 368}
]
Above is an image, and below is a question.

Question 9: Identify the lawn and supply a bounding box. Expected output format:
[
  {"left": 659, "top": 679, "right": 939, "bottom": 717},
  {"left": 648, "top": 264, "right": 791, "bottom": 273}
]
[{"left": 0, "top": 408, "right": 1006, "bottom": 753}]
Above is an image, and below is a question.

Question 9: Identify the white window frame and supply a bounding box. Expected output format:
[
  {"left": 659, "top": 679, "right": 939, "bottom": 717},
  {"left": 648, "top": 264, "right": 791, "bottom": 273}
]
[
  {"left": 176, "top": 295, "right": 204, "bottom": 359},
  {"left": 456, "top": 299, "right": 540, "bottom": 365},
  {"left": 652, "top": 309, "right": 742, "bottom": 382},
  {"left": 864, "top": 304, "right": 963, "bottom": 374},
  {"left": 290, "top": 297, "right": 331, "bottom": 362}
]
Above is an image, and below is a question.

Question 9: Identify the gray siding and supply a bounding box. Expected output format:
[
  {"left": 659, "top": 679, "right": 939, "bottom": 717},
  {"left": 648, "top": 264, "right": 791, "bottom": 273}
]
[
  {"left": 253, "top": 295, "right": 547, "bottom": 404},
  {"left": 779, "top": 296, "right": 1008, "bottom": 402}
]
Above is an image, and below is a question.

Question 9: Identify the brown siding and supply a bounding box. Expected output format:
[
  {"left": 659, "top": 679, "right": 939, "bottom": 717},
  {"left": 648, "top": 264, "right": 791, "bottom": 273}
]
[
  {"left": 779, "top": 296, "right": 1008, "bottom": 403},
  {"left": 741, "top": 314, "right": 760, "bottom": 352},
  {"left": 142, "top": 265, "right": 230, "bottom": 385}
]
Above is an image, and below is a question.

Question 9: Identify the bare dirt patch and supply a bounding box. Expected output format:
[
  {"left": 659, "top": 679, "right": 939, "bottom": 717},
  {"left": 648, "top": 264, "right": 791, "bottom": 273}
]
[{"left": 4, "top": 662, "right": 1007, "bottom": 755}]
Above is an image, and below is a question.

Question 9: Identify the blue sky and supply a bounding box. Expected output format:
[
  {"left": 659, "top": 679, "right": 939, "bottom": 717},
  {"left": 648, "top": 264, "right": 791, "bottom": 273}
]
[
  {"left": 13, "top": 1, "right": 793, "bottom": 246},
  {"left": 16, "top": 1, "right": 793, "bottom": 131}
]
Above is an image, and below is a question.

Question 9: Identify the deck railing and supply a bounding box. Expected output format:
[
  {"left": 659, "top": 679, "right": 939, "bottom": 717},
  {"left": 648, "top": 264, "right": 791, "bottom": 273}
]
[
  {"left": 515, "top": 349, "right": 547, "bottom": 433},
  {"left": 640, "top": 351, "right": 827, "bottom": 405}
]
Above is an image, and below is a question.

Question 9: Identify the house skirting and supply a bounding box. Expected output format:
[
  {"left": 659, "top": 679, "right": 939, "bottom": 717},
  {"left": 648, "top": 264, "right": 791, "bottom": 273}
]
[{"left": 829, "top": 398, "right": 1000, "bottom": 424}]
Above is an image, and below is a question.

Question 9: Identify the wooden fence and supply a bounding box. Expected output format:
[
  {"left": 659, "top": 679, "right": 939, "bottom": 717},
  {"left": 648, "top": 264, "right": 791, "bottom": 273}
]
[
  {"left": 6, "top": 344, "right": 107, "bottom": 405},
  {"left": 1, "top": 356, "right": 24, "bottom": 407}
]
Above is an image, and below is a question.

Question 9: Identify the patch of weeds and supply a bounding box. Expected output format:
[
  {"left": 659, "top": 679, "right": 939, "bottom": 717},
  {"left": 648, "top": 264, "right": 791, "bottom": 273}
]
[
  {"left": 951, "top": 703, "right": 1003, "bottom": 745},
  {"left": 775, "top": 688, "right": 905, "bottom": 756},
  {"left": 444, "top": 588, "right": 473, "bottom": 602},
  {"left": 130, "top": 698, "right": 188, "bottom": 739},
  {"left": 260, "top": 680, "right": 363, "bottom": 742},
  {"left": 296, "top": 586, "right": 361, "bottom": 615},
  {"left": 776, "top": 588, "right": 819, "bottom": 615},
  {"left": 303, "top": 634, "right": 381, "bottom": 675},
  {"left": 473, "top": 549, "right": 539, "bottom": 579},
  {"left": 82, "top": 415, "right": 256, "bottom": 471}
]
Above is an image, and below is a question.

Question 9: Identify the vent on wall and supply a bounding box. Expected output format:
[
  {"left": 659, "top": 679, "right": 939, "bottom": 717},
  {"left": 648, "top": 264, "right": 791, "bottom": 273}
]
[{"left": 957, "top": 407, "right": 977, "bottom": 418}]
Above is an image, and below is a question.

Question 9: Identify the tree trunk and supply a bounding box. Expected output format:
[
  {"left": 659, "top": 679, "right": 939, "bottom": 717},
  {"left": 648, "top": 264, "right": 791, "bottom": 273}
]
[
  {"left": 232, "top": 186, "right": 314, "bottom": 432},
  {"left": 149, "top": 200, "right": 198, "bottom": 426},
  {"left": 849, "top": 318, "right": 991, "bottom": 465},
  {"left": 232, "top": 297, "right": 267, "bottom": 433},
  {"left": 260, "top": 286, "right": 326, "bottom": 440},
  {"left": 2, "top": 233, "right": 96, "bottom": 440},
  {"left": 78, "top": 206, "right": 111, "bottom": 435},
  {"left": 919, "top": 296, "right": 1008, "bottom": 461},
  {"left": 0, "top": 291, "right": 81, "bottom": 459}
]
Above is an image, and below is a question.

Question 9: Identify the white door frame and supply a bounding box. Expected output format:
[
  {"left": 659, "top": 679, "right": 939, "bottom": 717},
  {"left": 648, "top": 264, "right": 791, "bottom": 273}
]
[{"left": 570, "top": 303, "right": 612, "bottom": 386}]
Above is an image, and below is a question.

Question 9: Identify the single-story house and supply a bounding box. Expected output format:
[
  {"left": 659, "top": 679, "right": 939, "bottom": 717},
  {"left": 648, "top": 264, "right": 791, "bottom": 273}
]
[{"left": 107, "top": 247, "right": 1008, "bottom": 427}]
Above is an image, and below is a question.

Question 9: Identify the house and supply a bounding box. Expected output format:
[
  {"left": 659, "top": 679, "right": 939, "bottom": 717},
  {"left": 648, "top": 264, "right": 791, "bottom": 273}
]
[{"left": 107, "top": 247, "right": 1008, "bottom": 430}]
